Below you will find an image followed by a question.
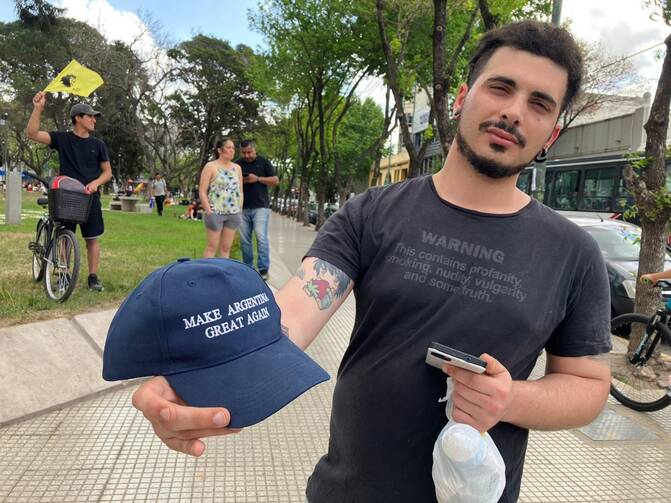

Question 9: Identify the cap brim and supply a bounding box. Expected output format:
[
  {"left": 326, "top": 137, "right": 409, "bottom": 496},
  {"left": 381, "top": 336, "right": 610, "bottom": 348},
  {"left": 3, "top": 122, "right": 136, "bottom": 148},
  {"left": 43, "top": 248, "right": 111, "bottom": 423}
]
[{"left": 166, "top": 335, "right": 329, "bottom": 428}]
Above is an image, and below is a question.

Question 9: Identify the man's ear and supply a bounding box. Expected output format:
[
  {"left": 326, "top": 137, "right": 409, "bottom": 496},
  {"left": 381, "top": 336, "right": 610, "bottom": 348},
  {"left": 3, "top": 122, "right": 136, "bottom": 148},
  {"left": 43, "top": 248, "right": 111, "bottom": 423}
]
[{"left": 453, "top": 83, "right": 469, "bottom": 115}]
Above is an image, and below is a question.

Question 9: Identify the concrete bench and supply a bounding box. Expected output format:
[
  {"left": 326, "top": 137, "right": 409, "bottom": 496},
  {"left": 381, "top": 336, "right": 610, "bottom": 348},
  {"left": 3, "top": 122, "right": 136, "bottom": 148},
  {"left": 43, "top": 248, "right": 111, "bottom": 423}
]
[
  {"left": 119, "top": 196, "right": 140, "bottom": 212},
  {"left": 109, "top": 201, "right": 122, "bottom": 211},
  {"left": 136, "top": 203, "right": 152, "bottom": 214}
]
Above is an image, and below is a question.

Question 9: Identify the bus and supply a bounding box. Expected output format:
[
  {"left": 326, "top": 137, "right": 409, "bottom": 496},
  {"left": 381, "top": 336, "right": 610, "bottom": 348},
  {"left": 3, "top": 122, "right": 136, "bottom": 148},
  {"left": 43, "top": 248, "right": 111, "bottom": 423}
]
[{"left": 517, "top": 153, "right": 671, "bottom": 216}]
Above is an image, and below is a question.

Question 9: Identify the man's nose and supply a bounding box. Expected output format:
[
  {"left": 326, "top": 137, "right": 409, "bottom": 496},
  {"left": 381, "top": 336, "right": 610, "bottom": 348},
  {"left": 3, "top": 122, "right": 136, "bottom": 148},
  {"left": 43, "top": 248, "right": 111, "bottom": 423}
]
[{"left": 499, "top": 96, "right": 524, "bottom": 125}]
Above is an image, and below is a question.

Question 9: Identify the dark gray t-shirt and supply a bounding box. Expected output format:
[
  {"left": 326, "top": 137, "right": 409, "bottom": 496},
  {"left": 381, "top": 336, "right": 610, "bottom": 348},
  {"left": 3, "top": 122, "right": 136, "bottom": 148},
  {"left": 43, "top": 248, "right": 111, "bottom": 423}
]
[
  {"left": 49, "top": 131, "right": 108, "bottom": 185},
  {"left": 305, "top": 176, "right": 611, "bottom": 503}
]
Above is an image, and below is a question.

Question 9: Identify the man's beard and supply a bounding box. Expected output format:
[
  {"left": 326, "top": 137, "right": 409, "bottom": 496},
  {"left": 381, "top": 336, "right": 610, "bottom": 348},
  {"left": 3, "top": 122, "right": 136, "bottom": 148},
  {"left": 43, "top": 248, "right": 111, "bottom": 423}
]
[{"left": 455, "top": 122, "right": 533, "bottom": 179}]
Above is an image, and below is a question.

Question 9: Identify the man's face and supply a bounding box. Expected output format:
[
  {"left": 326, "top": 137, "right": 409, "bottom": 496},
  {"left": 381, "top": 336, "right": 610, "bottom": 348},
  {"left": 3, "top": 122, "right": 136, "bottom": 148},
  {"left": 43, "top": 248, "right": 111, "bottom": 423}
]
[
  {"left": 76, "top": 114, "right": 97, "bottom": 133},
  {"left": 240, "top": 145, "right": 257, "bottom": 162},
  {"left": 454, "top": 47, "right": 567, "bottom": 179}
]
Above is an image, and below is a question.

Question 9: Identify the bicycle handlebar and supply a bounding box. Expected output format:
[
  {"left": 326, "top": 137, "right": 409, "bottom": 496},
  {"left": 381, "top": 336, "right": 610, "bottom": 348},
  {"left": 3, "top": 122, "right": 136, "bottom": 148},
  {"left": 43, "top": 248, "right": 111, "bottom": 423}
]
[{"left": 24, "top": 171, "right": 49, "bottom": 187}]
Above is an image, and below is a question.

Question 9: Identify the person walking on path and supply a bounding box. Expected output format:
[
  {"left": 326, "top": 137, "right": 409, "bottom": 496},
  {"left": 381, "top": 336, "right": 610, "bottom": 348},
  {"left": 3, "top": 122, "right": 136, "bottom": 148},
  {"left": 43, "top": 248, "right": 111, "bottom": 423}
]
[
  {"left": 236, "top": 140, "right": 278, "bottom": 280},
  {"left": 132, "top": 21, "right": 611, "bottom": 503},
  {"left": 150, "top": 172, "right": 167, "bottom": 216},
  {"left": 198, "top": 138, "right": 243, "bottom": 258},
  {"left": 26, "top": 92, "right": 112, "bottom": 292}
]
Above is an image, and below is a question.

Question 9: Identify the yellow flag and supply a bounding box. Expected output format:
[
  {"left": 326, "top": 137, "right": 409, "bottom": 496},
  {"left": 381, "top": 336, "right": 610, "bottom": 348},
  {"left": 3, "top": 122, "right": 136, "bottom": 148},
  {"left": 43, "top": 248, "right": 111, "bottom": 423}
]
[{"left": 43, "top": 60, "right": 104, "bottom": 97}]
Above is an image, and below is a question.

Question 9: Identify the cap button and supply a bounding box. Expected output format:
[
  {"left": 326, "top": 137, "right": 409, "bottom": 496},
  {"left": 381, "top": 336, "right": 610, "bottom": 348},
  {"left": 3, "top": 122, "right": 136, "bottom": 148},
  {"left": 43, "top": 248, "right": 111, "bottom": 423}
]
[{"left": 177, "top": 257, "right": 190, "bottom": 263}]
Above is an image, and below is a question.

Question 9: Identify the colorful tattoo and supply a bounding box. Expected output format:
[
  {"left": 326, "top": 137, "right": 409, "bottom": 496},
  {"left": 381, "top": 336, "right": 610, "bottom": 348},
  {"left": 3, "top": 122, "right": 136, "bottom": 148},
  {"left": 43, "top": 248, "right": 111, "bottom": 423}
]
[{"left": 302, "top": 259, "right": 351, "bottom": 310}]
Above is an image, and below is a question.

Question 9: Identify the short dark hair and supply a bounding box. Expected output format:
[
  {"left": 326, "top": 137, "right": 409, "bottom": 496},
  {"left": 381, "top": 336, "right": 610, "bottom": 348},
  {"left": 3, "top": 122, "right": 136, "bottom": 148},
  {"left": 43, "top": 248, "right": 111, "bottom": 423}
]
[
  {"left": 467, "top": 20, "right": 583, "bottom": 112},
  {"left": 240, "top": 140, "right": 255, "bottom": 149},
  {"left": 71, "top": 114, "right": 84, "bottom": 126}
]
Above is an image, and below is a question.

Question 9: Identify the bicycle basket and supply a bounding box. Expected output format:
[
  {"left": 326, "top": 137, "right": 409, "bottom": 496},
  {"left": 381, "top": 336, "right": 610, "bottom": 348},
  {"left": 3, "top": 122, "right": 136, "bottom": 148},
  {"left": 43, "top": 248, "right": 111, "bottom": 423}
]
[{"left": 48, "top": 176, "right": 92, "bottom": 224}]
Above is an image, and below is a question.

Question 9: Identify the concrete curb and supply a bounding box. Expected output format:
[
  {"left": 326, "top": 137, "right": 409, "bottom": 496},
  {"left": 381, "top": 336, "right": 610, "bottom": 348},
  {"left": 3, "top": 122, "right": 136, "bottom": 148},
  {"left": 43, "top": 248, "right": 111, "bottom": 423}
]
[
  {"left": 1, "top": 212, "right": 309, "bottom": 426},
  {"left": 0, "top": 309, "right": 123, "bottom": 426}
]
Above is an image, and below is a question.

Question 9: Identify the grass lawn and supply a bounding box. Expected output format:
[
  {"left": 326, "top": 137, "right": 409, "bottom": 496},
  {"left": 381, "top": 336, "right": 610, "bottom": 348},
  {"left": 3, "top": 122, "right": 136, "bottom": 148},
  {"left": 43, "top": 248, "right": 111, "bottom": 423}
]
[{"left": 0, "top": 191, "right": 241, "bottom": 327}]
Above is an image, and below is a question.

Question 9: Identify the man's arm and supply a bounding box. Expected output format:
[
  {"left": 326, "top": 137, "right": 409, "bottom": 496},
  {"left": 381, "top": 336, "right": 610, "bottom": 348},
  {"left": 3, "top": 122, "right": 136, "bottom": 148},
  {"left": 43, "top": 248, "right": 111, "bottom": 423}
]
[
  {"left": 640, "top": 268, "right": 671, "bottom": 284},
  {"left": 444, "top": 352, "right": 610, "bottom": 433},
  {"left": 276, "top": 257, "right": 354, "bottom": 349},
  {"left": 131, "top": 256, "right": 354, "bottom": 456},
  {"left": 86, "top": 161, "right": 113, "bottom": 193},
  {"left": 244, "top": 158, "right": 279, "bottom": 187},
  {"left": 26, "top": 91, "right": 52, "bottom": 145},
  {"left": 244, "top": 173, "right": 279, "bottom": 187},
  {"left": 502, "top": 353, "right": 610, "bottom": 430}
]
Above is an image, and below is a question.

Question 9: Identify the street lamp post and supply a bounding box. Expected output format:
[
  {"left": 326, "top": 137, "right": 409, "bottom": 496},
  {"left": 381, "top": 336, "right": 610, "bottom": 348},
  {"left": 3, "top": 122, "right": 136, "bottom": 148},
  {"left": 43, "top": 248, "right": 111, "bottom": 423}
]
[{"left": 2, "top": 112, "right": 22, "bottom": 225}]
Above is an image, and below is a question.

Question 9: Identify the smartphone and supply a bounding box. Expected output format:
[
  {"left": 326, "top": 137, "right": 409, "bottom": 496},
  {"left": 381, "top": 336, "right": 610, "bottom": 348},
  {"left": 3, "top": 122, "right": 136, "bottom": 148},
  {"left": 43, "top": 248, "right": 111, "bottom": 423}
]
[{"left": 425, "top": 342, "right": 487, "bottom": 374}]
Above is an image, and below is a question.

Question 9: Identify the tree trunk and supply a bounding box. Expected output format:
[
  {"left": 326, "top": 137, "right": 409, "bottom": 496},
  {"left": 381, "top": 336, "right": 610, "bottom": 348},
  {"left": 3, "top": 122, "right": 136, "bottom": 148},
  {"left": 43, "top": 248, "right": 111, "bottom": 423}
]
[
  {"left": 432, "top": 0, "right": 449, "bottom": 156},
  {"left": 478, "top": 0, "right": 497, "bottom": 30},
  {"left": 376, "top": 0, "right": 423, "bottom": 178},
  {"left": 433, "top": 4, "right": 478, "bottom": 156},
  {"left": 623, "top": 33, "right": 671, "bottom": 352}
]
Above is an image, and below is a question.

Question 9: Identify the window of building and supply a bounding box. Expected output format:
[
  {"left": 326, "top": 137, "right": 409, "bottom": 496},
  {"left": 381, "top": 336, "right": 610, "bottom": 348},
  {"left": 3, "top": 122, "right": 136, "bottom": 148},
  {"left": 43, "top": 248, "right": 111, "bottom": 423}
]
[{"left": 414, "top": 132, "right": 423, "bottom": 149}]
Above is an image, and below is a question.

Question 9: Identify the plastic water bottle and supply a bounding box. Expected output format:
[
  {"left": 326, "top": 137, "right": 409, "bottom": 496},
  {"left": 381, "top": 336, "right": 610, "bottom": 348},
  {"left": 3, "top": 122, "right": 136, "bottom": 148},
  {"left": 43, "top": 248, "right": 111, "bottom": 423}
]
[{"left": 432, "top": 378, "right": 506, "bottom": 503}]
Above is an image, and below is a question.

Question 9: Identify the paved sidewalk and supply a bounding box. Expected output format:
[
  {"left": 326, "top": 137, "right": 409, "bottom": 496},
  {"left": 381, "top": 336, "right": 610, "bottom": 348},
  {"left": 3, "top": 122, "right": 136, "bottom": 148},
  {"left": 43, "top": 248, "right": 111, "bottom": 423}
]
[{"left": 1, "top": 212, "right": 671, "bottom": 502}]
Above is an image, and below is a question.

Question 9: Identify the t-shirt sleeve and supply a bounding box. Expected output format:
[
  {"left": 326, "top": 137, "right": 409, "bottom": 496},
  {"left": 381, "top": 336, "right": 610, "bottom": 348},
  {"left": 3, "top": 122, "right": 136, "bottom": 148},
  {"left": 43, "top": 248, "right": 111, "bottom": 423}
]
[
  {"left": 264, "top": 158, "right": 276, "bottom": 177},
  {"left": 98, "top": 140, "right": 110, "bottom": 163},
  {"left": 49, "top": 131, "right": 64, "bottom": 150},
  {"left": 305, "top": 190, "right": 374, "bottom": 284},
  {"left": 545, "top": 235, "right": 612, "bottom": 357}
]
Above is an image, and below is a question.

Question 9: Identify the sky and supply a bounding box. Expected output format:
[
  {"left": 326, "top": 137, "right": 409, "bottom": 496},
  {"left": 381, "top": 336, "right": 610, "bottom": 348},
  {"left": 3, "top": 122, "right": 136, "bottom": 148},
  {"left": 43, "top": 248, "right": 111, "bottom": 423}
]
[{"left": 0, "top": 0, "right": 669, "bottom": 103}]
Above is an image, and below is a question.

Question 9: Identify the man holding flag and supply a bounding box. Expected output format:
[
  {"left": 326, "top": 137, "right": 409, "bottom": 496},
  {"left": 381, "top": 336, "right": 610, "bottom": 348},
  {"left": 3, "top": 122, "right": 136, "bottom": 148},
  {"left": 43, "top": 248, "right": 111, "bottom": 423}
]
[{"left": 26, "top": 91, "right": 112, "bottom": 291}]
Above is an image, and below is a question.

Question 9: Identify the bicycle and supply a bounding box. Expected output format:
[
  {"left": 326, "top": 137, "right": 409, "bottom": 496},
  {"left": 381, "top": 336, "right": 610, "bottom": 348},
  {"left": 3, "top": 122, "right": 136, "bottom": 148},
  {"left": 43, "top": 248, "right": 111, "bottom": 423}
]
[
  {"left": 26, "top": 172, "right": 89, "bottom": 302},
  {"left": 609, "top": 280, "right": 671, "bottom": 412}
]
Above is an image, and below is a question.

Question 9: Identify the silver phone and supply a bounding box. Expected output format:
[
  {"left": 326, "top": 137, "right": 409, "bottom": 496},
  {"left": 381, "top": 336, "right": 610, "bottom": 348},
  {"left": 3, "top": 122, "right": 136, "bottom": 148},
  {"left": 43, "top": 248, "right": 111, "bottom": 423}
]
[{"left": 425, "top": 342, "right": 487, "bottom": 374}]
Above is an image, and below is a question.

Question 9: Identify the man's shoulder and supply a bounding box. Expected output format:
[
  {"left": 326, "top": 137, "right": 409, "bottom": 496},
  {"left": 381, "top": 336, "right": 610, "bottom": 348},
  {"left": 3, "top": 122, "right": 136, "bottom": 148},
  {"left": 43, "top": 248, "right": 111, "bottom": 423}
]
[
  {"left": 530, "top": 204, "right": 604, "bottom": 259},
  {"left": 48, "top": 130, "right": 67, "bottom": 143},
  {"left": 345, "top": 176, "right": 429, "bottom": 211},
  {"left": 368, "top": 175, "right": 428, "bottom": 200},
  {"left": 88, "top": 135, "right": 107, "bottom": 147}
]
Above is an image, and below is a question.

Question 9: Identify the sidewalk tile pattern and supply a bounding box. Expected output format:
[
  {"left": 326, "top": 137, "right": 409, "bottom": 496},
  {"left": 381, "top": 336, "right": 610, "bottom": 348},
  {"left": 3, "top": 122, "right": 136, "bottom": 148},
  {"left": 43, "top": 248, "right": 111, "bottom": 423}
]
[{"left": 2, "top": 213, "right": 671, "bottom": 502}]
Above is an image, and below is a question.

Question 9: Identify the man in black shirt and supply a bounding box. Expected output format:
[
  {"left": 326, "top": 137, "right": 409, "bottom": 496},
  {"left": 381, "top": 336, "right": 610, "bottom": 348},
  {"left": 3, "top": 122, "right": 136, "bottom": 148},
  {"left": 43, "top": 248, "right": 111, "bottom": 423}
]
[
  {"left": 132, "top": 21, "right": 611, "bottom": 503},
  {"left": 235, "top": 140, "right": 278, "bottom": 280},
  {"left": 26, "top": 92, "right": 112, "bottom": 291}
]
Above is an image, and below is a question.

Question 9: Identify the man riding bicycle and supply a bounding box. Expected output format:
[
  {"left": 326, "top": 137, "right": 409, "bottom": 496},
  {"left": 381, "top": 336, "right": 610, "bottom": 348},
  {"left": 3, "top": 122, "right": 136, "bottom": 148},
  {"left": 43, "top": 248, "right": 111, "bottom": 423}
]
[{"left": 26, "top": 91, "right": 112, "bottom": 291}]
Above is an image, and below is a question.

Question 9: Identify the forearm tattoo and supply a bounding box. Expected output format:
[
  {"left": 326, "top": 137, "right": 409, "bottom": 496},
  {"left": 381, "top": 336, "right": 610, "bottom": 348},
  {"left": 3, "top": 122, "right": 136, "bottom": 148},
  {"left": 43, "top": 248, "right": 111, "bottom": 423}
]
[{"left": 298, "top": 259, "right": 352, "bottom": 310}]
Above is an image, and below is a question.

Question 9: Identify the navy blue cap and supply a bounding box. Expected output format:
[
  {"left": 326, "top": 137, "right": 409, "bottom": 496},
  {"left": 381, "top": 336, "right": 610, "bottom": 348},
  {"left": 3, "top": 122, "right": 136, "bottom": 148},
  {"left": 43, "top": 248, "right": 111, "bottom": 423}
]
[{"left": 103, "top": 258, "right": 329, "bottom": 428}]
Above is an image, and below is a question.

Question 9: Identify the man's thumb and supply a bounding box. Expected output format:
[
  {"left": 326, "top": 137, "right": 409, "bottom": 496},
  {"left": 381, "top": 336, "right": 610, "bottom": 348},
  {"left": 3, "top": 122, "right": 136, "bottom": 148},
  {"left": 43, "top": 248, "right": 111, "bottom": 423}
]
[{"left": 480, "top": 353, "right": 506, "bottom": 375}]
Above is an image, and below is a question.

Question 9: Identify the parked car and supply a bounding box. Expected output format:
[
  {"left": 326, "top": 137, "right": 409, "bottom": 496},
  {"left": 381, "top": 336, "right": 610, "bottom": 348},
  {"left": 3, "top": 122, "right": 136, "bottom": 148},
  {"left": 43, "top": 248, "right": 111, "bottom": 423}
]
[
  {"left": 566, "top": 216, "right": 671, "bottom": 317},
  {"left": 308, "top": 202, "right": 339, "bottom": 225}
]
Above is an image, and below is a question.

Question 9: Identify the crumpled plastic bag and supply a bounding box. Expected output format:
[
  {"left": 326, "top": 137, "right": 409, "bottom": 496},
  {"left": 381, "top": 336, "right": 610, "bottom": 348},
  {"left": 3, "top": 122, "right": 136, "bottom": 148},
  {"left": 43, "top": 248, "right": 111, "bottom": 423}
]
[{"left": 432, "top": 377, "right": 506, "bottom": 503}]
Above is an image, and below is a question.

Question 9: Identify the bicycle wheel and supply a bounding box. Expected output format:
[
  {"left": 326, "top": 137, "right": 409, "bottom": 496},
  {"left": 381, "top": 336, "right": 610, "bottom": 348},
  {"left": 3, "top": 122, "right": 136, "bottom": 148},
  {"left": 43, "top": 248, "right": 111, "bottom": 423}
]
[
  {"left": 31, "top": 220, "right": 48, "bottom": 281},
  {"left": 609, "top": 313, "right": 671, "bottom": 412},
  {"left": 44, "top": 229, "right": 80, "bottom": 302}
]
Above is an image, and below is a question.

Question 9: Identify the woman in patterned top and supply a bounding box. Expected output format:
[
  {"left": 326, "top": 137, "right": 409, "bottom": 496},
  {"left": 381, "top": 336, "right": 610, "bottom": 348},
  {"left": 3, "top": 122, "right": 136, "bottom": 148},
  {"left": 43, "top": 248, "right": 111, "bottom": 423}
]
[{"left": 198, "top": 138, "right": 244, "bottom": 258}]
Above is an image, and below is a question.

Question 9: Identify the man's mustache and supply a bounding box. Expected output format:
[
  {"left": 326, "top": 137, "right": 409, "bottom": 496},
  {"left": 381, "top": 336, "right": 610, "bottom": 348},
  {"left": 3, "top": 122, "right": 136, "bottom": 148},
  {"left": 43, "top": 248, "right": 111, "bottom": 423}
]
[{"left": 478, "top": 120, "right": 527, "bottom": 147}]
